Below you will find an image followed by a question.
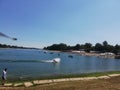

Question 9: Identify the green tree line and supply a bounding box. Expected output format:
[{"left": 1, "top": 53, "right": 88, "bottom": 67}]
[
  {"left": 0, "top": 43, "right": 35, "bottom": 49},
  {"left": 0, "top": 43, "right": 19, "bottom": 48},
  {"left": 44, "top": 41, "right": 120, "bottom": 55}
]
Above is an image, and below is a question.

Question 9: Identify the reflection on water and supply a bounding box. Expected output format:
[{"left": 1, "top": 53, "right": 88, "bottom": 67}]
[{"left": 53, "top": 62, "right": 60, "bottom": 71}]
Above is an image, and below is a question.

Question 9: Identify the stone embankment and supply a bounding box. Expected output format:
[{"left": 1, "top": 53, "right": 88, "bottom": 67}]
[
  {"left": 2, "top": 74, "right": 120, "bottom": 87},
  {"left": 71, "top": 51, "right": 116, "bottom": 59}
]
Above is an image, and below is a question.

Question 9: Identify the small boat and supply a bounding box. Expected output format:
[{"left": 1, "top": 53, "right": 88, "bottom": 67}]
[
  {"left": 50, "top": 52, "right": 54, "bottom": 54},
  {"left": 58, "top": 53, "right": 60, "bottom": 56},
  {"left": 68, "top": 55, "right": 73, "bottom": 58},
  {"left": 44, "top": 51, "right": 47, "bottom": 54}
]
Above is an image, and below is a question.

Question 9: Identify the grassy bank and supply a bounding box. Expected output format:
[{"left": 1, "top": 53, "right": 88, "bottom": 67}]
[
  {"left": 1, "top": 72, "right": 120, "bottom": 90},
  {"left": 4, "top": 71, "right": 120, "bottom": 83}
]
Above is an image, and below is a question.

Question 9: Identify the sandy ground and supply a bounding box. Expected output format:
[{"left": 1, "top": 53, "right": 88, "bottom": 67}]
[{"left": 0, "top": 76, "right": 120, "bottom": 90}]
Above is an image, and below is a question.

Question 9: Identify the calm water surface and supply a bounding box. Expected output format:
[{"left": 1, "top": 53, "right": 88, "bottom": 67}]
[{"left": 0, "top": 48, "right": 120, "bottom": 80}]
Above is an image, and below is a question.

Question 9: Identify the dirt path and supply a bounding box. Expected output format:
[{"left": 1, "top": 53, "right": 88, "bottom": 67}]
[{"left": 0, "top": 76, "right": 120, "bottom": 90}]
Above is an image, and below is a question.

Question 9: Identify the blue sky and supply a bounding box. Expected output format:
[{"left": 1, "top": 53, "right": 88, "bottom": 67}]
[{"left": 0, "top": 0, "right": 120, "bottom": 48}]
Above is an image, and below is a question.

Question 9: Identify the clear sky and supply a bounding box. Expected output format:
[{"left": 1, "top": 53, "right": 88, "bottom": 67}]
[{"left": 0, "top": 0, "right": 120, "bottom": 48}]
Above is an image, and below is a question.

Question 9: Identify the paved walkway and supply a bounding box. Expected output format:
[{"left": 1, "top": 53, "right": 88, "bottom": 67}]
[{"left": 2, "top": 74, "right": 120, "bottom": 87}]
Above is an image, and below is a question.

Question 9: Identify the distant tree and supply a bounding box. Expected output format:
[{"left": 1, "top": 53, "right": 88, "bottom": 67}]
[
  {"left": 102, "top": 41, "right": 109, "bottom": 52},
  {"left": 103, "top": 41, "right": 108, "bottom": 46},
  {"left": 66, "top": 46, "right": 74, "bottom": 50},
  {"left": 80, "top": 44, "right": 85, "bottom": 49},
  {"left": 58, "top": 43, "right": 67, "bottom": 51},
  {"left": 112, "top": 44, "right": 120, "bottom": 55},
  {"left": 106, "top": 45, "right": 114, "bottom": 52},
  {"left": 94, "top": 43, "right": 103, "bottom": 52},
  {"left": 45, "top": 43, "right": 67, "bottom": 51},
  {"left": 84, "top": 43, "right": 92, "bottom": 52},
  {"left": 74, "top": 44, "right": 81, "bottom": 50}
]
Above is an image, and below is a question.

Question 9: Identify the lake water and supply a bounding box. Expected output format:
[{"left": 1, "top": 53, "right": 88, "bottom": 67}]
[{"left": 0, "top": 48, "right": 120, "bottom": 80}]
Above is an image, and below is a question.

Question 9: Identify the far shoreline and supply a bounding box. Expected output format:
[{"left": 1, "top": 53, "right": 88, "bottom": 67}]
[{"left": 46, "top": 50, "right": 120, "bottom": 59}]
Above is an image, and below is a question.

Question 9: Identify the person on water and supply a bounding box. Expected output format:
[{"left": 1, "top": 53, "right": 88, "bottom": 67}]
[{"left": 1, "top": 68, "right": 7, "bottom": 85}]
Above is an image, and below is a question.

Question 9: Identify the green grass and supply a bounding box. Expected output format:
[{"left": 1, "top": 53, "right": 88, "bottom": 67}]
[
  {"left": 35, "top": 71, "right": 120, "bottom": 79},
  {"left": 3, "top": 71, "right": 120, "bottom": 83}
]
